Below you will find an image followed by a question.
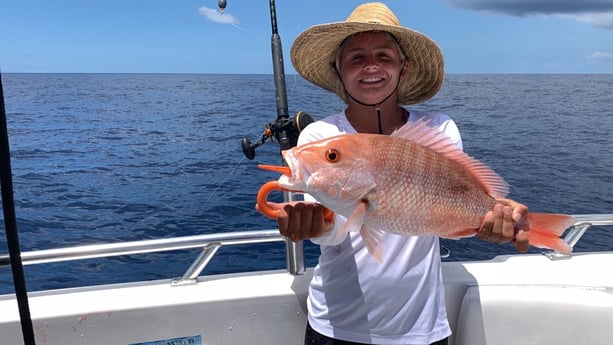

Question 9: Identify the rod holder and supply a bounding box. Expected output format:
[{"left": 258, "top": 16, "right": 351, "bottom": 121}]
[{"left": 171, "top": 242, "right": 222, "bottom": 286}]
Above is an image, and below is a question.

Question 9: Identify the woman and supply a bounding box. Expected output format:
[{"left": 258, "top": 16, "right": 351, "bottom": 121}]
[{"left": 261, "top": 3, "right": 529, "bottom": 344}]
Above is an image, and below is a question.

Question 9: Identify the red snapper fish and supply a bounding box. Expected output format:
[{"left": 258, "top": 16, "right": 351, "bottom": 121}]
[{"left": 257, "top": 119, "right": 575, "bottom": 261}]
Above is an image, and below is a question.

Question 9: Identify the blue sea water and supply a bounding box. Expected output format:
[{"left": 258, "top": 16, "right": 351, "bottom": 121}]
[{"left": 1, "top": 73, "right": 612, "bottom": 294}]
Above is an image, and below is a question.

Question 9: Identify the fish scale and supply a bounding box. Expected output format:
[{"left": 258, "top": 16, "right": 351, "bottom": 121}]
[{"left": 364, "top": 134, "right": 495, "bottom": 236}]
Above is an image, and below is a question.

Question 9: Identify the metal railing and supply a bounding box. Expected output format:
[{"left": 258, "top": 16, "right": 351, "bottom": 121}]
[
  {"left": 1, "top": 214, "right": 612, "bottom": 285},
  {"left": 0, "top": 229, "right": 288, "bottom": 285}
]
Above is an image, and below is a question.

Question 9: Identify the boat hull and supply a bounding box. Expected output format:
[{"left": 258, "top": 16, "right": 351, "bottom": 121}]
[{"left": 1, "top": 252, "right": 612, "bottom": 345}]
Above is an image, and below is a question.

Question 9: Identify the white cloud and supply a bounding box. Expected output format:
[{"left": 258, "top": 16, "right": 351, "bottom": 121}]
[
  {"left": 197, "top": 6, "right": 240, "bottom": 25},
  {"left": 586, "top": 51, "right": 613, "bottom": 60},
  {"left": 564, "top": 11, "right": 613, "bottom": 28},
  {"left": 447, "top": 0, "right": 613, "bottom": 28}
]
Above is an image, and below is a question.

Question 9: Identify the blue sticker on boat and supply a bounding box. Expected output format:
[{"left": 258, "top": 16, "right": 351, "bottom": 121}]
[{"left": 129, "top": 335, "right": 201, "bottom": 345}]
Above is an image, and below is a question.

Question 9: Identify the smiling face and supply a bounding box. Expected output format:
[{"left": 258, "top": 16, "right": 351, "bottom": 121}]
[{"left": 336, "top": 31, "right": 407, "bottom": 105}]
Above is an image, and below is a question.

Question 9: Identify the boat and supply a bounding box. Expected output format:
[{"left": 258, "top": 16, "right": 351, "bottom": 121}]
[{"left": 1, "top": 215, "right": 612, "bottom": 345}]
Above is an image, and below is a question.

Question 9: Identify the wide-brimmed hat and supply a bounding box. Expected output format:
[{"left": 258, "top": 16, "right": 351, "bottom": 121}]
[{"left": 290, "top": 2, "right": 444, "bottom": 105}]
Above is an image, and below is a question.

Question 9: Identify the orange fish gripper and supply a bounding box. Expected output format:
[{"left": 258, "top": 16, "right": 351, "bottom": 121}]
[{"left": 256, "top": 180, "right": 335, "bottom": 223}]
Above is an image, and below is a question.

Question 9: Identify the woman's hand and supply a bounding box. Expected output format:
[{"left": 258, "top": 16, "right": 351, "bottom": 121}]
[
  {"left": 477, "top": 198, "right": 530, "bottom": 252},
  {"left": 256, "top": 201, "right": 334, "bottom": 242}
]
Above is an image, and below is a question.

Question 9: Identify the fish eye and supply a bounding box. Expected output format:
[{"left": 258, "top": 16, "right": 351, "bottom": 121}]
[{"left": 326, "top": 149, "right": 340, "bottom": 163}]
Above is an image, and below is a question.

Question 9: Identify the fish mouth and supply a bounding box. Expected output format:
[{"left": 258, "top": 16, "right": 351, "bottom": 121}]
[
  {"left": 258, "top": 150, "right": 307, "bottom": 191},
  {"left": 280, "top": 150, "right": 307, "bottom": 189}
]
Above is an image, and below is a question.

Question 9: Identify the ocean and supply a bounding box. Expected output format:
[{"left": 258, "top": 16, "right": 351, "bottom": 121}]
[{"left": 1, "top": 73, "right": 612, "bottom": 295}]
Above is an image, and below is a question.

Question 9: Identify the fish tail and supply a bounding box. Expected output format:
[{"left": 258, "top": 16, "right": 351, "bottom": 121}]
[{"left": 527, "top": 213, "right": 576, "bottom": 253}]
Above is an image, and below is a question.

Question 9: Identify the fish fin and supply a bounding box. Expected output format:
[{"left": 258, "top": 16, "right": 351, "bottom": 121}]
[
  {"left": 527, "top": 213, "right": 575, "bottom": 253},
  {"left": 392, "top": 118, "right": 509, "bottom": 198},
  {"left": 444, "top": 228, "right": 477, "bottom": 239},
  {"left": 360, "top": 225, "right": 385, "bottom": 263},
  {"left": 335, "top": 201, "right": 368, "bottom": 241}
]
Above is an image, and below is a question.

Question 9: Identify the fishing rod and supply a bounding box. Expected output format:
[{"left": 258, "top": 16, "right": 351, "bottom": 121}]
[
  {"left": 237, "top": 0, "right": 314, "bottom": 159},
  {"left": 228, "top": 0, "right": 313, "bottom": 274},
  {"left": 0, "top": 72, "right": 37, "bottom": 344}
]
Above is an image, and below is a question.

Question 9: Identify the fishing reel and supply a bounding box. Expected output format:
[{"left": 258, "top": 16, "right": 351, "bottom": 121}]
[{"left": 241, "top": 111, "right": 314, "bottom": 160}]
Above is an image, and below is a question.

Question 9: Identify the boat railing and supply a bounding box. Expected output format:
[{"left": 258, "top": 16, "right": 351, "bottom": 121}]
[
  {"left": 0, "top": 229, "right": 287, "bottom": 286},
  {"left": 1, "top": 214, "right": 612, "bottom": 286}
]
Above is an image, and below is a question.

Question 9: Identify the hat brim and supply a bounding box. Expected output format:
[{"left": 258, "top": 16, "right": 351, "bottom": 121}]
[{"left": 290, "top": 22, "right": 444, "bottom": 105}]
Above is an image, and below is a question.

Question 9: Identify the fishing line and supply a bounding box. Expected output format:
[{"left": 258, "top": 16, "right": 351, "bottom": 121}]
[
  {"left": 230, "top": 22, "right": 254, "bottom": 34},
  {"left": 203, "top": 155, "right": 246, "bottom": 204}
]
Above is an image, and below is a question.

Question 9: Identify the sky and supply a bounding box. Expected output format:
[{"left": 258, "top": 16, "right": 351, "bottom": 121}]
[{"left": 1, "top": 0, "right": 612, "bottom": 74}]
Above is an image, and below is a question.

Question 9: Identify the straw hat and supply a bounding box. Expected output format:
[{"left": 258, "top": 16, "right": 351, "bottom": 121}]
[{"left": 290, "top": 2, "right": 444, "bottom": 105}]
